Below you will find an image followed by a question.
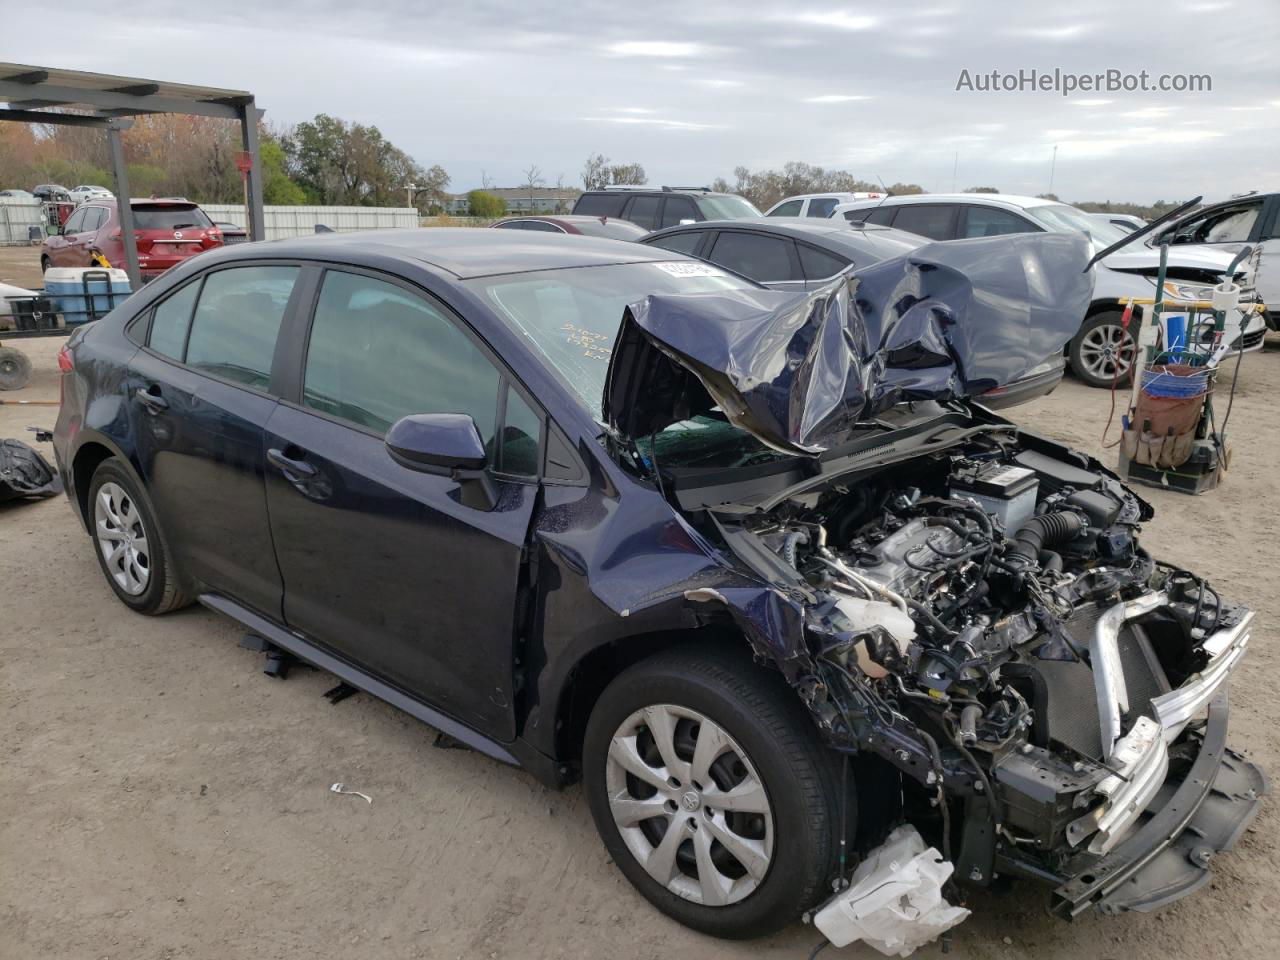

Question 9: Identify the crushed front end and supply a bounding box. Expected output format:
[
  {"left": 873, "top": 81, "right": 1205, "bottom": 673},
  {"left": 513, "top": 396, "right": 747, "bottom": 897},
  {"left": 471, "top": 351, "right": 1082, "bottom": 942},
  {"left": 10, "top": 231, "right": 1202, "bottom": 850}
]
[{"left": 705, "top": 425, "right": 1265, "bottom": 919}]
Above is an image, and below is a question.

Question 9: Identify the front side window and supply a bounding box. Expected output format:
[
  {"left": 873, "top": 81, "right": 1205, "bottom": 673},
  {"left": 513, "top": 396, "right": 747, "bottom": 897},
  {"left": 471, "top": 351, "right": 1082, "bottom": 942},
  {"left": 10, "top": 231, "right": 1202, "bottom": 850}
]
[
  {"left": 962, "top": 206, "right": 1037, "bottom": 238},
  {"left": 769, "top": 199, "right": 803, "bottom": 217},
  {"left": 184, "top": 265, "right": 298, "bottom": 389},
  {"left": 660, "top": 196, "right": 699, "bottom": 228},
  {"left": 1175, "top": 202, "right": 1263, "bottom": 244},
  {"left": 807, "top": 198, "right": 839, "bottom": 218},
  {"left": 699, "top": 195, "right": 762, "bottom": 219},
  {"left": 63, "top": 208, "right": 87, "bottom": 234},
  {"left": 303, "top": 271, "right": 501, "bottom": 448},
  {"left": 624, "top": 195, "right": 662, "bottom": 230},
  {"left": 708, "top": 232, "right": 795, "bottom": 282}
]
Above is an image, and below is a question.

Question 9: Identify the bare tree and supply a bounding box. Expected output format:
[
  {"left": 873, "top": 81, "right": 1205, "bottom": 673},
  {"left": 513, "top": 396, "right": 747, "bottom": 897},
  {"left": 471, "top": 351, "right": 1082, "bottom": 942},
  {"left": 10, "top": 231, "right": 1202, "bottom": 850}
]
[
  {"left": 581, "top": 153, "right": 610, "bottom": 191},
  {"left": 608, "top": 162, "right": 646, "bottom": 186},
  {"left": 481, "top": 169, "right": 495, "bottom": 191},
  {"left": 522, "top": 164, "right": 544, "bottom": 215}
]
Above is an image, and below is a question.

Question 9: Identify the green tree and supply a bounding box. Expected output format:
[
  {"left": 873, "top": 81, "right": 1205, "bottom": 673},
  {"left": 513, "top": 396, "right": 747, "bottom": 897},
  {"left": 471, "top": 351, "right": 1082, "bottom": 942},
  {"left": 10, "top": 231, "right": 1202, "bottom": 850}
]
[
  {"left": 284, "top": 113, "right": 427, "bottom": 206},
  {"left": 468, "top": 190, "right": 506, "bottom": 218}
]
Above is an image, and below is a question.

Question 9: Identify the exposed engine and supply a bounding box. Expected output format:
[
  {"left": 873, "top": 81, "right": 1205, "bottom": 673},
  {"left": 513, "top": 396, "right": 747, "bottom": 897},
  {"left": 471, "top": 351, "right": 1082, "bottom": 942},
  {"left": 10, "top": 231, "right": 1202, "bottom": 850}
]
[{"left": 722, "top": 433, "right": 1250, "bottom": 879}]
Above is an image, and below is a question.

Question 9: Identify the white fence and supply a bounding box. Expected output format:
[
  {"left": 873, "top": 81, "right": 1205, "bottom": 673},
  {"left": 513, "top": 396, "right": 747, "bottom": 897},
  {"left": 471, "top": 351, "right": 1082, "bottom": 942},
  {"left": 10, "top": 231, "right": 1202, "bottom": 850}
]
[
  {"left": 0, "top": 200, "right": 46, "bottom": 245},
  {"left": 200, "top": 204, "right": 419, "bottom": 240}
]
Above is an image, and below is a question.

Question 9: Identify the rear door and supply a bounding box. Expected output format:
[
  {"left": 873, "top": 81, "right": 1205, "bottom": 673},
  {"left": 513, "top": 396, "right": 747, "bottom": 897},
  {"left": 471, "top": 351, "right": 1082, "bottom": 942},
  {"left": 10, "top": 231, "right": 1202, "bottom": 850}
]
[
  {"left": 1257, "top": 198, "right": 1280, "bottom": 315},
  {"left": 620, "top": 194, "right": 663, "bottom": 231},
  {"left": 128, "top": 262, "right": 303, "bottom": 617},
  {"left": 262, "top": 266, "right": 541, "bottom": 741}
]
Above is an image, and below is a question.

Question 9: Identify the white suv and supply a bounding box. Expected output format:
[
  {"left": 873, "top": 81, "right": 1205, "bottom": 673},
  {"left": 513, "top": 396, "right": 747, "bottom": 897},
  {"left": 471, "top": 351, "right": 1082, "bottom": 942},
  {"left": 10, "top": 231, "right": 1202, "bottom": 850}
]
[
  {"left": 831, "top": 194, "right": 1265, "bottom": 387},
  {"left": 765, "top": 192, "right": 884, "bottom": 219}
]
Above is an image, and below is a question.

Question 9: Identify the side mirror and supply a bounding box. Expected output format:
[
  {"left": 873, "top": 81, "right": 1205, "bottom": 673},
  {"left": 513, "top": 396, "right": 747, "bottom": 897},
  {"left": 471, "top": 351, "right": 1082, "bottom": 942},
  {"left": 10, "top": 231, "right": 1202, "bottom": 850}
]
[{"left": 385, "top": 413, "right": 496, "bottom": 510}]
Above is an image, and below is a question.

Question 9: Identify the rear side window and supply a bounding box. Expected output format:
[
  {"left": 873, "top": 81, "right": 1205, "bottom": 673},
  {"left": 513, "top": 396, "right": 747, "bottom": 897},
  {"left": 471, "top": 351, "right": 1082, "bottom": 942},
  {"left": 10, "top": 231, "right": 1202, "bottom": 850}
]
[
  {"left": 646, "top": 231, "right": 703, "bottom": 255},
  {"left": 660, "top": 196, "right": 698, "bottom": 229},
  {"left": 863, "top": 207, "right": 896, "bottom": 226},
  {"left": 770, "top": 199, "right": 803, "bottom": 217},
  {"left": 573, "top": 193, "right": 625, "bottom": 217},
  {"left": 148, "top": 281, "right": 201, "bottom": 360},
  {"left": 807, "top": 198, "right": 839, "bottom": 218},
  {"left": 798, "top": 244, "right": 849, "bottom": 280},
  {"left": 890, "top": 204, "right": 958, "bottom": 240},
  {"left": 962, "top": 206, "right": 1035, "bottom": 238},
  {"left": 708, "top": 232, "right": 796, "bottom": 282},
  {"left": 184, "top": 266, "right": 298, "bottom": 389},
  {"left": 623, "top": 195, "right": 662, "bottom": 230},
  {"left": 133, "top": 206, "right": 213, "bottom": 230},
  {"left": 303, "top": 270, "right": 501, "bottom": 443}
]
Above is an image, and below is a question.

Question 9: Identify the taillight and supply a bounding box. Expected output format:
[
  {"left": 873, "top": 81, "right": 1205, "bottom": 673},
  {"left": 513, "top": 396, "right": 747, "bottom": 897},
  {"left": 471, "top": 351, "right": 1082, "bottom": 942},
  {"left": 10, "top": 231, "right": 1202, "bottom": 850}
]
[{"left": 57, "top": 344, "right": 74, "bottom": 372}]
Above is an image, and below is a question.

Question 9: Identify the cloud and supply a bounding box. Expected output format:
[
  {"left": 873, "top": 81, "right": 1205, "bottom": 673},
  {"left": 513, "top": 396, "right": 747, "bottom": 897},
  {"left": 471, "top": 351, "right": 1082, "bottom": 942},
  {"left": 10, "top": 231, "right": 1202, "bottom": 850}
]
[
  {"left": 580, "top": 115, "right": 724, "bottom": 131},
  {"left": 1069, "top": 99, "right": 1114, "bottom": 107},
  {"left": 604, "top": 41, "right": 710, "bottom": 57},
  {"left": 804, "top": 94, "right": 871, "bottom": 103},
  {"left": 1006, "top": 24, "right": 1097, "bottom": 40},
  {"left": 792, "top": 11, "right": 879, "bottom": 30}
]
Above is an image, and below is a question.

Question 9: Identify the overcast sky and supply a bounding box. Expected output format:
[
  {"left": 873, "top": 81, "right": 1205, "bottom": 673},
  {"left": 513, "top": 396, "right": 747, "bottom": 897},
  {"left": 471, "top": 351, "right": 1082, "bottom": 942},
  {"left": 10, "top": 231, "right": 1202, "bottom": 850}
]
[{"left": 3, "top": 0, "right": 1277, "bottom": 203}]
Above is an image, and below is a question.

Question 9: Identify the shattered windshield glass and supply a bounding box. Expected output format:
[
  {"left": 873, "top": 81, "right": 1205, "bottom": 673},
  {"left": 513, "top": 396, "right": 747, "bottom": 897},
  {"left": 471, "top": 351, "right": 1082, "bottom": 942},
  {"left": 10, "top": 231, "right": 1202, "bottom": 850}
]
[{"left": 467, "top": 261, "right": 760, "bottom": 421}]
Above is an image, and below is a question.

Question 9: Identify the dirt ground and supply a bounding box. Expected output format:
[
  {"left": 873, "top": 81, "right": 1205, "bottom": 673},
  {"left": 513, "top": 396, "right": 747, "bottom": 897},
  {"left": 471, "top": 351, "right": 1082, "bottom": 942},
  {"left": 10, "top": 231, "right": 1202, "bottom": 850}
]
[{"left": 2, "top": 249, "right": 1279, "bottom": 958}]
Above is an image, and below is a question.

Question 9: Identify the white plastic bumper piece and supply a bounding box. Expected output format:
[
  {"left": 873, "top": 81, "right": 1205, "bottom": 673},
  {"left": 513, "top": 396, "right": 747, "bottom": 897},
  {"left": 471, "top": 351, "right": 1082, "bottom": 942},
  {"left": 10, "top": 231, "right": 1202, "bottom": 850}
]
[{"left": 813, "top": 825, "right": 970, "bottom": 957}]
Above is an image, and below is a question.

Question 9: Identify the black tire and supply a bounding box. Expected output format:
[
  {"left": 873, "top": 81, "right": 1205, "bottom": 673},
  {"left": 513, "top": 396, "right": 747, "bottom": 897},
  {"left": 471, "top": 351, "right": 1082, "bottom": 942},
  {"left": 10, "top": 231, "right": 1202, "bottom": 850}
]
[
  {"left": 583, "top": 646, "right": 843, "bottom": 939},
  {"left": 86, "top": 457, "right": 192, "bottom": 615},
  {"left": 1069, "top": 311, "right": 1136, "bottom": 388},
  {"left": 0, "top": 347, "right": 33, "bottom": 391}
]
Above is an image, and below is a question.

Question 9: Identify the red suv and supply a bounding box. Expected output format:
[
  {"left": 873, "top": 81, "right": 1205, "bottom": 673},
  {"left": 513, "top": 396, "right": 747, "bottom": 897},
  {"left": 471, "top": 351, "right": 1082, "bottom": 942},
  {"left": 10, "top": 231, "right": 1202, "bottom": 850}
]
[{"left": 41, "top": 199, "right": 224, "bottom": 280}]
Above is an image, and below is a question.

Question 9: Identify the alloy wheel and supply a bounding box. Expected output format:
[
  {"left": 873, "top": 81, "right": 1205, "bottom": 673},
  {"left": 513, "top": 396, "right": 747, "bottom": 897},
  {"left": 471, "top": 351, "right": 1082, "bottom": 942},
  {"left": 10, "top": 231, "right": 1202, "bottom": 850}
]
[
  {"left": 605, "top": 703, "right": 774, "bottom": 906},
  {"left": 1078, "top": 322, "right": 1136, "bottom": 382},
  {"left": 94, "top": 481, "right": 151, "bottom": 595}
]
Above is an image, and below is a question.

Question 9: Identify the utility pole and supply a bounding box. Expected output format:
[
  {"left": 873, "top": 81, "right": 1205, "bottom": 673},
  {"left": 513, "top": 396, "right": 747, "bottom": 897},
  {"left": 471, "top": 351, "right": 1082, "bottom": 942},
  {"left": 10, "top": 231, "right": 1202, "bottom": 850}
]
[
  {"left": 406, "top": 183, "right": 416, "bottom": 209},
  {"left": 1048, "top": 145, "right": 1058, "bottom": 195}
]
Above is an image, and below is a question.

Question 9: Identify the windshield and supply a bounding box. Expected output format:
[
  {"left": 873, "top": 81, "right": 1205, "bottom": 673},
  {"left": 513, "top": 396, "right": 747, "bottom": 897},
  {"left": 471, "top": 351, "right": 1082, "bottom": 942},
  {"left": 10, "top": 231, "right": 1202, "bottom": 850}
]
[
  {"left": 1027, "top": 204, "right": 1128, "bottom": 247},
  {"left": 133, "top": 206, "right": 213, "bottom": 230},
  {"left": 468, "top": 261, "right": 761, "bottom": 422},
  {"left": 700, "top": 195, "right": 762, "bottom": 219}
]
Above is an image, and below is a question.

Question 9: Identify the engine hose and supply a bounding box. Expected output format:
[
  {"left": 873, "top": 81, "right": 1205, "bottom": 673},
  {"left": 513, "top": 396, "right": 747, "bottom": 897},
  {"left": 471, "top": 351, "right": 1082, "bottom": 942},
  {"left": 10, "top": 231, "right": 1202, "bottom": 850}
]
[
  {"left": 907, "top": 598, "right": 957, "bottom": 638},
  {"left": 781, "top": 529, "right": 809, "bottom": 569},
  {"left": 1007, "top": 511, "right": 1085, "bottom": 567}
]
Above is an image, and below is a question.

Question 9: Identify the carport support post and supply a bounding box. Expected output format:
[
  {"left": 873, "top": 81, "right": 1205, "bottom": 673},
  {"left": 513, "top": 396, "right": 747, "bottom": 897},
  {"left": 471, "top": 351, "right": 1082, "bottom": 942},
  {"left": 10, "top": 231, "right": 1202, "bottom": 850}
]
[
  {"left": 239, "top": 103, "right": 266, "bottom": 242},
  {"left": 106, "top": 121, "right": 141, "bottom": 289}
]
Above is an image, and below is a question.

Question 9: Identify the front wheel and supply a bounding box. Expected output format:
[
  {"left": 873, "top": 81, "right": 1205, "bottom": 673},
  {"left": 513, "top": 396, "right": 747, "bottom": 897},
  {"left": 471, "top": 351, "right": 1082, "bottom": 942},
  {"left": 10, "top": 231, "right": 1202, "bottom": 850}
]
[
  {"left": 1069, "top": 311, "right": 1136, "bottom": 388},
  {"left": 583, "top": 647, "right": 843, "bottom": 939}
]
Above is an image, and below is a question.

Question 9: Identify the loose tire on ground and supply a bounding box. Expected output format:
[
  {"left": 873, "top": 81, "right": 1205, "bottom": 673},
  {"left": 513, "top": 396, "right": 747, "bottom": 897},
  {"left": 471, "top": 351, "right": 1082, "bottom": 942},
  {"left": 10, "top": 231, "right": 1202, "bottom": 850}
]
[{"left": 0, "top": 346, "right": 33, "bottom": 391}]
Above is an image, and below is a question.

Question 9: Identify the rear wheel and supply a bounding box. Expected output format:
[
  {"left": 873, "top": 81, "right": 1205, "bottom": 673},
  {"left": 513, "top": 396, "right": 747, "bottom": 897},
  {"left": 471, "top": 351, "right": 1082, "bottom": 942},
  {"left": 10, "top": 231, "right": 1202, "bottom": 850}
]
[
  {"left": 583, "top": 647, "right": 843, "bottom": 939},
  {"left": 1069, "top": 311, "right": 1136, "bottom": 388},
  {"left": 87, "top": 458, "right": 191, "bottom": 615}
]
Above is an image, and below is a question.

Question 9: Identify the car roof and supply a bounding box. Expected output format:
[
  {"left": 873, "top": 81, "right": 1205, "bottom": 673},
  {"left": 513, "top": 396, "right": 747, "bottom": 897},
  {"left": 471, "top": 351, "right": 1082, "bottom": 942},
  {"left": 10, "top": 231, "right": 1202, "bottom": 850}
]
[
  {"left": 229, "top": 227, "right": 687, "bottom": 279},
  {"left": 643, "top": 218, "right": 924, "bottom": 256},
  {"left": 838, "top": 193, "right": 1058, "bottom": 211},
  {"left": 584, "top": 188, "right": 740, "bottom": 199}
]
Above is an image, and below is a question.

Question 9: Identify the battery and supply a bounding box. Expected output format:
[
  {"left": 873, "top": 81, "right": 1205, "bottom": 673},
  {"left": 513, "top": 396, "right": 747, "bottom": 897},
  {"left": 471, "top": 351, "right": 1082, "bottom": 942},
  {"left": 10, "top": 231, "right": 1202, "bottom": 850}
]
[{"left": 949, "top": 461, "right": 1039, "bottom": 534}]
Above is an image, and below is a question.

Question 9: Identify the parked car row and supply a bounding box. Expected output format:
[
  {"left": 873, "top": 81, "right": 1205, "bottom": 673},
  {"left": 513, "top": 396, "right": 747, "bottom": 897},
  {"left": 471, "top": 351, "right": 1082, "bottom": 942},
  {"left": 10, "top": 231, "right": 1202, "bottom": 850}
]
[{"left": 53, "top": 225, "right": 1262, "bottom": 944}]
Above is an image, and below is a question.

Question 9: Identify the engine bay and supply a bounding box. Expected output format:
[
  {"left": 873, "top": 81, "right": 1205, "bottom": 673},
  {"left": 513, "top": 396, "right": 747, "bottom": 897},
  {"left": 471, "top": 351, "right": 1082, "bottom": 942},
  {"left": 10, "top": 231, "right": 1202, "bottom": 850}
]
[{"left": 710, "top": 425, "right": 1244, "bottom": 872}]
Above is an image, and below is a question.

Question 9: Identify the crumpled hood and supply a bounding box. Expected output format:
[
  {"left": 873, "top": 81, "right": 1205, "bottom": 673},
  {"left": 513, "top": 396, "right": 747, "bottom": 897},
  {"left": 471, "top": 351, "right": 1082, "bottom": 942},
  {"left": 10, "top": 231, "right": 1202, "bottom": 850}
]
[
  {"left": 603, "top": 232, "right": 1094, "bottom": 455},
  {"left": 1105, "top": 243, "right": 1237, "bottom": 274}
]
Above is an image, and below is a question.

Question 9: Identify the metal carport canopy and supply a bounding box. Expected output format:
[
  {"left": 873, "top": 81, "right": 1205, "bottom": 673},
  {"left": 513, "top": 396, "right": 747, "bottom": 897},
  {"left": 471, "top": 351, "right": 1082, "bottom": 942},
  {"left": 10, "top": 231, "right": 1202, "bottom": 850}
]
[{"left": 0, "top": 62, "right": 265, "bottom": 288}]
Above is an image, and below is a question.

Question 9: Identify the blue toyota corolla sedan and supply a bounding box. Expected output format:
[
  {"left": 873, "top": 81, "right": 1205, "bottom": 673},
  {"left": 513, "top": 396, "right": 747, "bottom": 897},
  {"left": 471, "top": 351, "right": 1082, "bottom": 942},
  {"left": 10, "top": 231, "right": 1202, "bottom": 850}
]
[{"left": 51, "top": 228, "right": 1261, "bottom": 946}]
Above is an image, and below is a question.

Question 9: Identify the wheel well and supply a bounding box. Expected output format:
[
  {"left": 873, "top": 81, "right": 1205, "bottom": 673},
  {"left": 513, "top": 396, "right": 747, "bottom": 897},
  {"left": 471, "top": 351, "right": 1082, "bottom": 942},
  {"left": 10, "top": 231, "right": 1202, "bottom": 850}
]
[
  {"left": 71, "top": 442, "right": 114, "bottom": 525},
  {"left": 553, "top": 625, "right": 753, "bottom": 770}
]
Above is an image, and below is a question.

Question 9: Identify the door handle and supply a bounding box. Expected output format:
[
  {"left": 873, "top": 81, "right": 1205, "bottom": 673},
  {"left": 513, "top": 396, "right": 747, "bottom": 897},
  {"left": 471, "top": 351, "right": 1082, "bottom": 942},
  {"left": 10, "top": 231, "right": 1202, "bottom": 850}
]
[
  {"left": 267, "top": 447, "right": 318, "bottom": 479},
  {"left": 135, "top": 386, "right": 168, "bottom": 413}
]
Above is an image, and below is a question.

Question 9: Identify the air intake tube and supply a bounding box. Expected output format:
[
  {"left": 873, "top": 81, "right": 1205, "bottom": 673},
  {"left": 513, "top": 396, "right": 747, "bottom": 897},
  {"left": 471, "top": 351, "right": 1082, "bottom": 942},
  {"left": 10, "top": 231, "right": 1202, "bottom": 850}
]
[{"left": 1007, "top": 511, "right": 1085, "bottom": 567}]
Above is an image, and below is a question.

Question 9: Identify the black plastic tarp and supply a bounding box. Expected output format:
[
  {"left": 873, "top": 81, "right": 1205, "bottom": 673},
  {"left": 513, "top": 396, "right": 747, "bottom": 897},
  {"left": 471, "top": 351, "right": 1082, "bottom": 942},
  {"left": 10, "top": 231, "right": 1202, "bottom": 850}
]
[
  {"left": 0, "top": 438, "right": 62, "bottom": 502},
  {"left": 604, "top": 232, "right": 1093, "bottom": 455}
]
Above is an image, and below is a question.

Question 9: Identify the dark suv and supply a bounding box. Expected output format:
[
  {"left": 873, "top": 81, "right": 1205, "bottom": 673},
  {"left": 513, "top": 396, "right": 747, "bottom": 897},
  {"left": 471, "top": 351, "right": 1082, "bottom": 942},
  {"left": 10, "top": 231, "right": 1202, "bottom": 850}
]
[
  {"left": 52, "top": 228, "right": 1261, "bottom": 947},
  {"left": 572, "top": 187, "right": 760, "bottom": 231}
]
